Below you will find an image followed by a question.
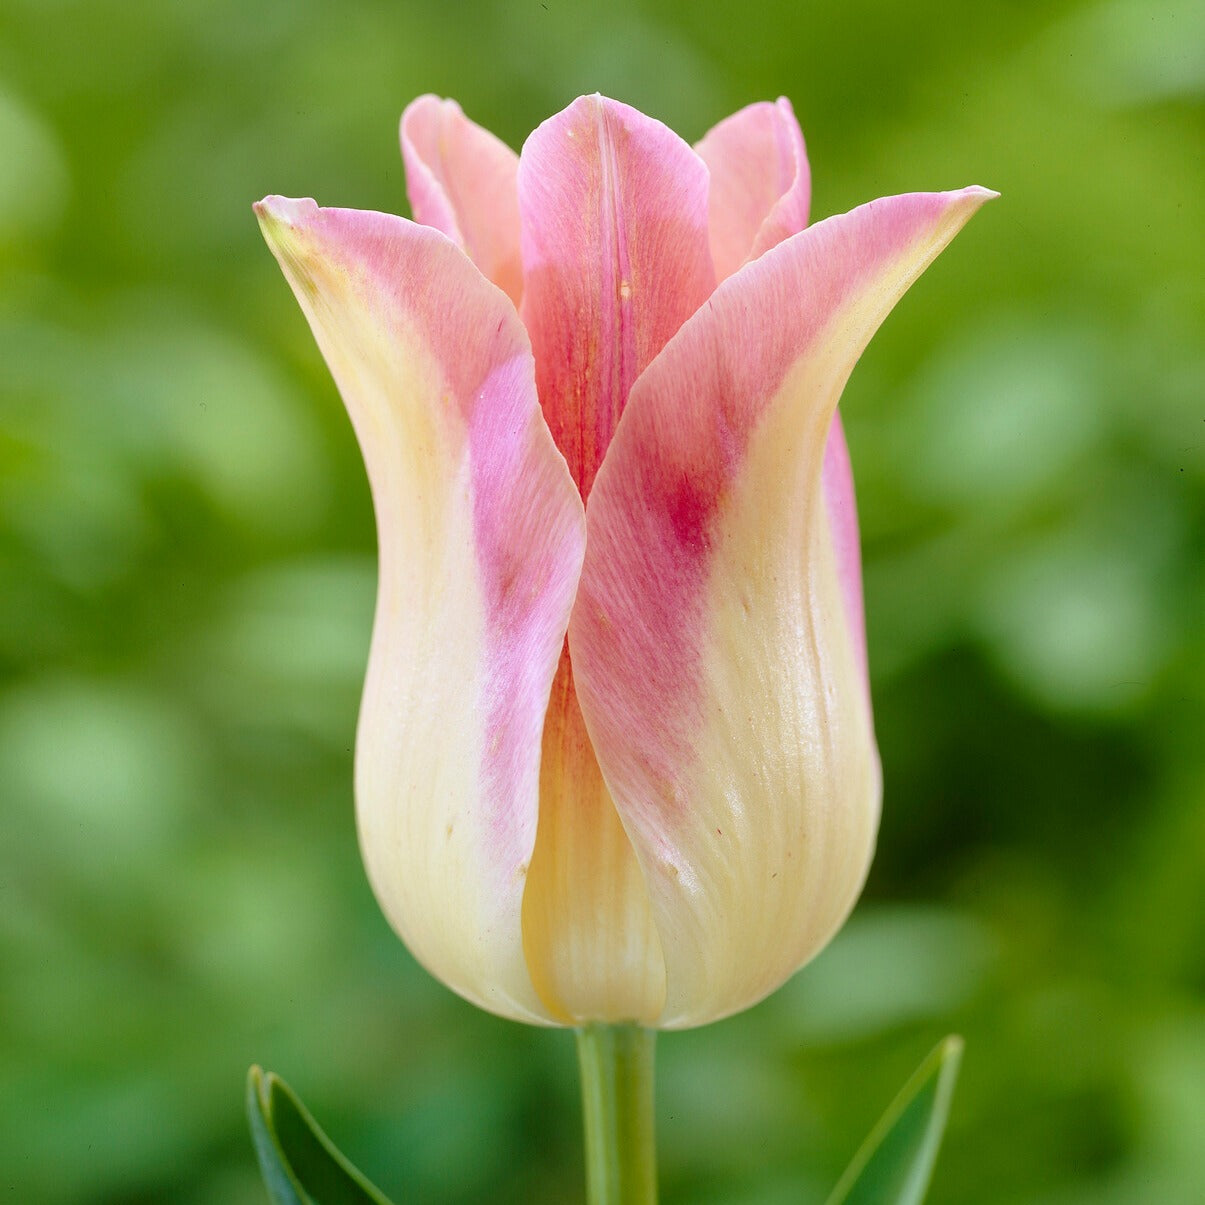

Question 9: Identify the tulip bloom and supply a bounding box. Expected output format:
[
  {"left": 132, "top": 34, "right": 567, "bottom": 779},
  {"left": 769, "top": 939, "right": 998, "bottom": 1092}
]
[{"left": 256, "top": 95, "right": 992, "bottom": 1030}]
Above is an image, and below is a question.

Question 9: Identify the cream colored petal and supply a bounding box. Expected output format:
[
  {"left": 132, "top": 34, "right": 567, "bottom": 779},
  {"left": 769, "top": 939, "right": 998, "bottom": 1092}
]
[
  {"left": 521, "top": 648, "right": 667, "bottom": 1024},
  {"left": 572, "top": 188, "right": 996, "bottom": 1027},
  {"left": 255, "top": 198, "right": 584, "bottom": 1025}
]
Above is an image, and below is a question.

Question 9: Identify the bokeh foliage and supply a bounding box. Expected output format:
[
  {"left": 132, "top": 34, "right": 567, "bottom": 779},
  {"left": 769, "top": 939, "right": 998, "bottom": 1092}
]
[{"left": 1, "top": 0, "right": 1200, "bottom": 1202}]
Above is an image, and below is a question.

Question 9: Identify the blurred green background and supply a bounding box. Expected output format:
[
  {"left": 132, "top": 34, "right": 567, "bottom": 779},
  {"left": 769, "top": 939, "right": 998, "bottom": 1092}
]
[{"left": 2, "top": 0, "right": 1201, "bottom": 1201}]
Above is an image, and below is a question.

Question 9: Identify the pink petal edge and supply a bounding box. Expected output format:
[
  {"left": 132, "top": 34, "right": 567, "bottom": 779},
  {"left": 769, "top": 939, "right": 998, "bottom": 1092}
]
[
  {"left": 695, "top": 96, "right": 811, "bottom": 283},
  {"left": 255, "top": 196, "right": 584, "bottom": 1024},
  {"left": 400, "top": 95, "right": 524, "bottom": 304}
]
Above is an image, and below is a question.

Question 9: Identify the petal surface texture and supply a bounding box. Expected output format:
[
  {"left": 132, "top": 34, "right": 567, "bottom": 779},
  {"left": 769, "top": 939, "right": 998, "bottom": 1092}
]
[
  {"left": 695, "top": 97, "right": 811, "bottom": 284},
  {"left": 515, "top": 95, "right": 714, "bottom": 1023},
  {"left": 401, "top": 96, "right": 523, "bottom": 305},
  {"left": 820, "top": 411, "right": 869, "bottom": 692},
  {"left": 521, "top": 647, "right": 667, "bottom": 1023},
  {"left": 518, "top": 93, "right": 715, "bottom": 499},
  {"left": 696, "top": 97, "right": 868, "bottom": 696},
  {"left": 572, "top": 187, "right": 996, "bottom": 1028},
  {"left": 255, "top": 198, "right": 585, "bottom": 1025}
]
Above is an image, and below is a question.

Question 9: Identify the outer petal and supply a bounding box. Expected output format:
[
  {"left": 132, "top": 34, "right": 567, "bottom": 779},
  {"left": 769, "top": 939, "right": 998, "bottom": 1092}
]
[
  {"left": 821, "top": 413, "right": 869, "bottom": 691},
  {"left": 400, "top": 95, "right": 523, "bottom": 305},
  {"left": 518, "top": 93, "right": 715, "bottom": 499},
  {"left": 571, "top": 187, "right": 996, "bottom": 1027},
  {"left": 698, "top": 98, "right": 867, "bottom": 693},
  {"left": 695, "top": 97, "right": 811, "bottom": 283},
  {"left": 255, "top": 197, "right": 585, "bottom": 1025}
]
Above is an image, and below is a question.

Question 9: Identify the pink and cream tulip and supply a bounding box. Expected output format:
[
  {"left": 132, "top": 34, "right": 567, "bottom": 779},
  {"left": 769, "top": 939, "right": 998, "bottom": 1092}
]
[{"left": 256, "top": 95, "right": 993, "bottom": 1029}]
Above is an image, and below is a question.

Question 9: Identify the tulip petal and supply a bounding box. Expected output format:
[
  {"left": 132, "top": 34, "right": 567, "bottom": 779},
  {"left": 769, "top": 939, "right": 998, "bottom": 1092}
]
[
  {"left": 821, "top": 411, "right": 869, "bottom": 692},
  {"left": 255, "top": 197, "right": 584, "bottom": 1025},
  {"left": 521, "top": 649, "right": 667, "bottom": 1024},
  {"left": 695, "top": 97, "right": 811, "bottom": 282},
  {"left": 518, "top": 94, "right": 715, "bottom": 498},
  {"left": 514, "top": 95, "right": 712, "bottom": 1021},
  {"left": 698, "top": 99, "right": 867, "bottom": 691},
  {"left": 400, "top": 95, "right": 523, "bottom": 305},
  {"left": 572, "top": 187, "right": 996, "bottom": 1027}
]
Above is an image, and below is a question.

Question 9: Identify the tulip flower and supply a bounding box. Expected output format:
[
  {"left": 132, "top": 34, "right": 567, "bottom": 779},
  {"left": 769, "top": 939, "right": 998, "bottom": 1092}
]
[{"left": 255, "top": 95, "right": 993, "bottom": 1034}]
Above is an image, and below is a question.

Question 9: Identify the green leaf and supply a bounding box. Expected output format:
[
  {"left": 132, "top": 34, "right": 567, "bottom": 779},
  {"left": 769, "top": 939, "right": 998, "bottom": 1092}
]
[
  {"left": 246, "top": 1065, "right": 396, "bottom": 1205},
  {"left": 824, "top": 1036, "right": 963, "bottom": 1205}
]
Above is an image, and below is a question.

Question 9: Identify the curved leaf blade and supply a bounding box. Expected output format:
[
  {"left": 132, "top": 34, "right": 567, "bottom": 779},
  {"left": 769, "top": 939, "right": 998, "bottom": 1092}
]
[
  {"left": 246, "top": 1066, "right": 396, "bottom": 1205},
  {"left": 825, "top": 1036, "right": 963, "bottom": 1205}
]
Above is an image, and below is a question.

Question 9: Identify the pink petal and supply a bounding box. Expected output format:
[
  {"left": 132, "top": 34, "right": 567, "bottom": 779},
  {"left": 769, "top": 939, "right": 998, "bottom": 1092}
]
[
  {"left": 695, "top": 97, "right": 811, "bottom": 282},
  {"left": 699, "top": 99, "right": 865, "bottom": 686},
  {"left": 255, "top": 197, "right": 584, "bottom": 1025},
  {"left": 518, "top": 94, "right": 715, "bottom": 498},
  {"left": 571, "top": 187, "right": 996, "bottom": 1027},
  {"left": 401, "top": 95, "right": 523, "bottom": 305}
]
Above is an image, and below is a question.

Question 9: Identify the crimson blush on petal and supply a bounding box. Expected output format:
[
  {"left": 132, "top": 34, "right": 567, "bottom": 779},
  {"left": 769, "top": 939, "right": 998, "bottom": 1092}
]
[{"left": 571, "top": 188, "right": 996, "bottom": 1027}]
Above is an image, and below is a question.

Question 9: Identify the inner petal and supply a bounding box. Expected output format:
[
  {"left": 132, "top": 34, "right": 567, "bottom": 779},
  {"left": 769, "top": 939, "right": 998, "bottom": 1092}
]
[
  {"left": 400, "top": 95, "right": 523, "bottom": 305},
  {"left": 695, "top": 97, "right": 811, "bottom": 282},
  {"left": 517, "top": 94, "right": 713, "bottom": 498},
  {"left": 521, "top": 647, "right": 667, "bottom": 1024}
]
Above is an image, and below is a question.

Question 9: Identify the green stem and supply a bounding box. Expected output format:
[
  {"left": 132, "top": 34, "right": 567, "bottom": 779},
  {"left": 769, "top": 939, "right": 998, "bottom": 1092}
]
[{"left": 575, "top": 1025, "right": 658, "bottom": 1205}]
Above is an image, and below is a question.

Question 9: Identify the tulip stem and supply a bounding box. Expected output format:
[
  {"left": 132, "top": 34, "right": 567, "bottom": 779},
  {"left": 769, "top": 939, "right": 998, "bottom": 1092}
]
[{"left": 575, "top": 1024, "right": 658, "bottom": 1205}]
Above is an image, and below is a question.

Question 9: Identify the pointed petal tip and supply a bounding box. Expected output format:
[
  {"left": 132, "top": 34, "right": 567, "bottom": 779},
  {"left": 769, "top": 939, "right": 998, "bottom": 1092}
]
[
  {"left": 403, "top": 92, "right": 452, "bottom": 112},
  {"left": 944, "top": 185, "right": 999, "bottom": 227},
  {"left": 551, "top": 92, "right": 657, "bottom": 129},
  {"left": 960, "top": 185, "right": 1000, "bottom": 204},
  {"left": 399, "top": 93, "right": 464, "bottom": 139},
  {"left": 253, "top": 195, "right": 319, "bottom": 232}
]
